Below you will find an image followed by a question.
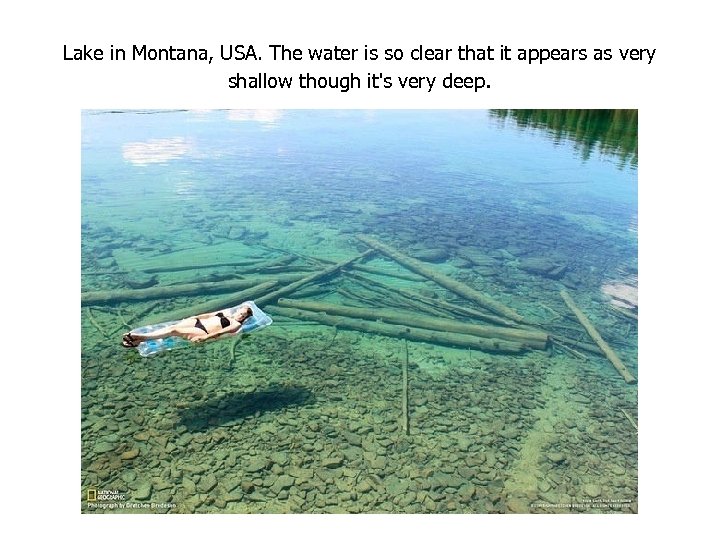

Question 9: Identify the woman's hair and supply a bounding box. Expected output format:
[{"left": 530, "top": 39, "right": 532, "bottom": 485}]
[{"left": 238, "top": 306, "right": 253, "bottom": 321}]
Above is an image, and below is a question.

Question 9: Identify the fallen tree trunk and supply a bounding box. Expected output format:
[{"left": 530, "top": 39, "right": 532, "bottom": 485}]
[
  {"left": 268, "top": 306, "right": 527, "bottom": 354},
  {"left": 140, "top": 258, "right": 268, "bottom": 274},
  {"left": 81, "top": 274, "right": 304, "bottom": 306},
  {"left": 559, "top": 289, "right": 637, "bottom": 384},
  {"left": 139, "top": 281, "right": 278, "bottom": 326},
  {"left": 375, "top": 277, "right": 520, "bottom": 328},
  {"left": 253, "top": 249, "right": 375, "bottom": 306},
  {"left": 357, "top": 235, "right": 525, "bottom": 323},
  {"left": 277, "top": 299, "right": 548, "bottom": 349},
  {"left": 341, "top": 271, "right": 451, "bottom": 318},
  {"left": 352, "top": 264, "right": 427, "bottom": 282}
]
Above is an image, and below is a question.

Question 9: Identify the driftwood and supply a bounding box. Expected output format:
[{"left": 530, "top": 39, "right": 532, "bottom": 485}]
[
  {"left": 552, "top": 340, "right": 588, "bottom": 361},
  {"left": 254, "top": 249, "right": 375, "bottom": 306},
  {"left": 402, "top": 340, "right": 410, "bottom": 434},
  {"left": 621, "top": 409, "right": 638, "bottom": 432},
  {"left": 287, "top": 284, "right": 333, "bottom": 299},
  {"left": 357, "top": 235, "right": 525, "bottom": 323},
  {"left": 151, "top": 256, "right": 300, "bottom": 286},
  {"left": 138, "top": 281, "right": 278, "bottom": 326},
  {"left": 344, "top": 269, "right": 517, "bottom": 326},
  {"left": 84, "top": 307, "right": 108, "bottom": 338},
  {"left": 549, "top": 334, "right": 603, "bottom": 356},
  {"left": 81, "top": 274, "right": 303, "bottom": 306},
  {"left": 342, "top": 271, "right": 451, "bottom": 318},
  {"left": 138, "top": 258, "right": 266, "bottom": 274},
  {"left": 559, "top": 289, "right": 637, "bottom": 384},
  {"left": 609, "top": 305, "right": 638, "bottom": 322},
  {"left": 269, "top": 306, "right": 527, "bottom": 354},
  {"left": 382, "top": 281, "right": 521, "bottom": 328},
  {"left": 277, "top": 299, "right": 548, "bottom": 349},
  {"left": 352, "top": 264, "right": 426, "bottom": 282}
]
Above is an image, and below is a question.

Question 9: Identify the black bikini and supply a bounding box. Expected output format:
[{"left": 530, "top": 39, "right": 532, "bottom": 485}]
[
  {"left": 216, "top": 312, "right": 231, "bottom": 328},
  {"left": 194, "top": 318, "right": 208, "bottom": 333},
  {"left": 194, "top": 312, "right": 231, "bottom": 334}
]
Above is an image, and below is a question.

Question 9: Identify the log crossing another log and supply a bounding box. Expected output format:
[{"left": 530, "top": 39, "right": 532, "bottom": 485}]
[
  {"left": 356, "top": 235, "right": 525, "bottom": 323},
  {"left": 276, "top": 299, "right": 548, "bottom": 349},
  {"left": 559, "top": 289, "right": 637, "bottom": 384},
  {"left": 268, "top": 306, "right": 527, "bottom": 354},
  {"left": 142, "top": 255, "right": 295, "bottom": 275},
  {"left": 253, "top": 249, "right": 375, "bottom": 306},
  {"left": 81, "top": 274, "right": 304, "bottom": 306}
]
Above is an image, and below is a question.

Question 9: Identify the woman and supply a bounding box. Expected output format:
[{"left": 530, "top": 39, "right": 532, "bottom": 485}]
[{"left": 122, "top": 305, "right": 254, "bottom": 347}]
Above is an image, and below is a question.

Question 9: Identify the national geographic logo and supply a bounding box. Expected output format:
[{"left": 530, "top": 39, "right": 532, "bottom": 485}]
[{"left": 87, "top": 488, "right": 126, "bottom": 501}]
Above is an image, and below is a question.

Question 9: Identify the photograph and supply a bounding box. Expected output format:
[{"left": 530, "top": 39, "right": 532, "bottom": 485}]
[{"left": 81, "top": 109, "right": 638, "bottom": 514}]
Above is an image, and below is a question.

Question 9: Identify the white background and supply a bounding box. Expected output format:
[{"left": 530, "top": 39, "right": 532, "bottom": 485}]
[{"left": 2, "top": 0, "right": 717, "bottom": 537}]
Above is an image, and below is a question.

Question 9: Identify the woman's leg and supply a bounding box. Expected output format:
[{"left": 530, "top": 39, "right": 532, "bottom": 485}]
[{"left": 127, "top": 319, "right": 203, "bottom": 343}]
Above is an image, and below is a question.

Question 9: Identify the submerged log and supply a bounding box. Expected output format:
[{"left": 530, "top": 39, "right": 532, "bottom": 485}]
[
  {"left": 81, "top": 274, "right": 303, "bottom": 306},
  {"left": 352, "top": 264, "right": 427, "bottom": 282},
  {"left": 140, "top": 258, "right": 268, "bottom": 274},
  {"left": 559, "top": 289, "right": 637, "bottom": 384},
  {"left": 357, "top": 235, "right": 525, "bottom": 323},
  {"left": 139, "top": 281, "right": 278, "bottom": 326},
  {"left": 277, "top": 299, "right": 548, "bottom": 348},
  {"left": 342, "top": 271, "right": 450, "bottom": 318},
  {"left": 269, "top": 306, "right": 527, "bottom": 354},
  {"left": 254, "top": 249, "right": 375, "bottom": 306},
  {"left": 621, "top": 409, "right": 638, "bottom": 432},
  {"left": 402, "top": 340, "right": 410, "bottom": 434},
  {"left": 385, "top": 281, "right": 521, "bottom": 328},
  {"left": 609, "top": 304, "right": 638, "bottom": 322}
]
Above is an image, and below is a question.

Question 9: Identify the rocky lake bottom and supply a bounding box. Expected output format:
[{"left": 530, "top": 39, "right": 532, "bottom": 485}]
[{"left": 81, "top": 316, "right": 637, "bottom": 514}]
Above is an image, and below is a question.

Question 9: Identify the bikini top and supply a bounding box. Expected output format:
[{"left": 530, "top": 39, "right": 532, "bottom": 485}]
[{"left": 216, "top": 312, "right": 231, "bottom": 328}]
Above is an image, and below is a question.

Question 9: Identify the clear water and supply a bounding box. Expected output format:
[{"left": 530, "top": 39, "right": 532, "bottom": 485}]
[{"left": 81, "top": 109, "right": 638, "bottom": 513}]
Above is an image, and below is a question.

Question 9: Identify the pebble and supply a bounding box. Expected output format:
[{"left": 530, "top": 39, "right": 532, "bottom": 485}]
[
  {"left": 456, "top": 437, "right": 473, "bottom": 451},
  {"left": 245, "top": 457, "right": 268, "bottom": 473},
  {"left": 506, "top": 497, "right": 530, "bottom": 513},
  {"left": 120, "top": 470, "right": 137, "bottom": 484},
  {"left": 271, "top": 475, "right": 295, "bottom": 494},
  {"left": 321, "top": 456, "right": 344, "bottom": 469},
  {"left": 221, "top": 476, "right": 242, "bottom": 493},
  {"left": 94, "top": 441, "right": 115, "bottom": 453},
  {"left": 583, "top": 484, "right": 602, "bottom": 498},
  {"left": 270, "top": 452, "right": 289, "bottom": 466},
  {"left": 386, "top": 478, "right": 410, "bottom": 496},
  {"left": 457, "top": 484, "right": 475, "bottom": 500},
  {"left": 284, "top": 466, "right": 311, "bottom": 480},
  {"left": 224, "top": 489, "right": 243, "bottom": 503},
  {"left": 121, "top": 447, "right": 139, "bottom": 460},
  {"left": 429, "top": 473, "right": 463, "bottom": 490},
  {"left": 356, "top": 480, "right": 373, "bottom": 494},
  {"left": 182, "top": 477, "right": 197, "bottom": 494},
  {"left": 197, "top": 473, "right": 218, "bottom": 493},
  {"left": 547, "top": 452, "right": 566, "bottom": 464},
  {"left": 176, "top": 433, "right": 194, "bottom": 447},
  {"left": 133, "top": 480, "right": 152, "bottom": 501},
  {"left": 458, "top": 467, "right": 475, "bottom": 480},
  {"left": 345, "top": 432, "right": 363, "bottom": 447},
  {"left": 240, "top": 480, "right": 255, "bottom": 493}
]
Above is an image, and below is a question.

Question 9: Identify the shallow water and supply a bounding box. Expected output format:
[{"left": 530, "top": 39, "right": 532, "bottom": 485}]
[{"left": 81, "top": 109, "right": 638, "bottom": 513}]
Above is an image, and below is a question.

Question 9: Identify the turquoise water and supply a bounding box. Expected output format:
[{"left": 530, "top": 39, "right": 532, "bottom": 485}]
[{"left": 81, "top": 110, "right": 638, "bottom": 513}]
